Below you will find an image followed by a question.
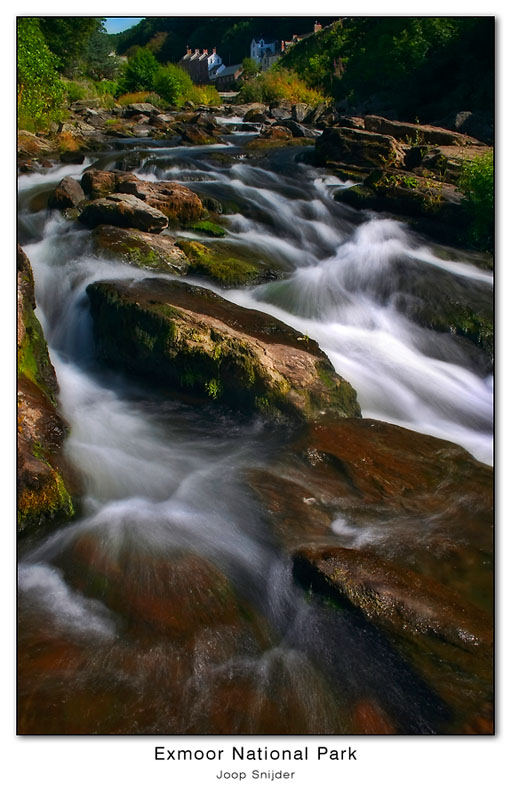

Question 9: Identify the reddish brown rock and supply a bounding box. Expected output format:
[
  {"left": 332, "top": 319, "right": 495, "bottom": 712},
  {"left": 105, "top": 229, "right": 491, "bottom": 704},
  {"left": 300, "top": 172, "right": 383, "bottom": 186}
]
[
  {"left": 17, "top": 246, "right": 76, "bottom": 535},
  {"left": 316, "top": 127, "right": 407, "bottom": 168},
  {"left": 79, "top": 193, "right": 169, "bottom": 233},
  {"left": 48, "top": 176, "right": 85, "bottom": 209}
]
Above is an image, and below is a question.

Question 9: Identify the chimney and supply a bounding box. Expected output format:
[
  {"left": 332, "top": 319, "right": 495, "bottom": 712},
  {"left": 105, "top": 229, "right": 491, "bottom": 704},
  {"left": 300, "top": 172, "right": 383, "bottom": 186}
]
[
  {"left": 194, "top": 48, "right": 199, "bottom": 55},
  {"left": 314, "top": 22, "right": 322, "bottom": 34},
  {"left": 212, "top": 47, "right": 216, "bottom": 54},
  {"left": 186, "top": 45, "right": 191, "bottom": 55},
  {"left": 281, "top": 40, "right": 285, "bottom": 51},
  {"left": 203, "top": 49, "right": 208, "bottom": 55}
]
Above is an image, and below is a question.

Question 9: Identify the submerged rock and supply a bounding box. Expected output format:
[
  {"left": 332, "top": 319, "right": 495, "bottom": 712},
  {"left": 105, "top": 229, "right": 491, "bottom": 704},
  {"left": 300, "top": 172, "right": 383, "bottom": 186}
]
[
  {"left": 92, "top": 225, "right": 189, "bottom": 274},
  {"left": 86, "top": 277, "right": 361, "bottom": 423},
  {"left": 17, "top": 246, "right": 76, "bottom": 536}
]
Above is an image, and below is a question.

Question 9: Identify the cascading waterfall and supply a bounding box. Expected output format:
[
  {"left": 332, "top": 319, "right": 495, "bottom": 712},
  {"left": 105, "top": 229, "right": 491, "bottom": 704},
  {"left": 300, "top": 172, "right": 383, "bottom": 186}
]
[{"left": 17, "top": 126, "right": 493, "bottom": 734}]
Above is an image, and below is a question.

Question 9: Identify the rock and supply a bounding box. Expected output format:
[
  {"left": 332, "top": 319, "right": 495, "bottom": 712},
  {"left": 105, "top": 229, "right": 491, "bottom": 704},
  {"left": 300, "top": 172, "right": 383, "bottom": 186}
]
[
  {"left": 248, "top": 418, "right": 492, "bottom": 610},
  {"left": 438, "top": 111, "right": 493, "bottom": 145},
  {"left": 176, "top": 239, "right": 270, "bottom": 287},
  {"left": 81, "top": 169, "right": 204, "bottom": 224},
  {"left": 92, "top": 225, "right": 190, "bottom": 274},
  {"left": 304, "top": 103, "right": 328, "bottom": 126},
  {"left": 178, "top": 124, "right": 218, "bottom": 145},
  {"left": 86, "top": 278, "right": 361, "bottom": 423},
  {"left": 260, "top": 125, "right": 293, "bottom": 141},
  {"left": 60, "top": 150, "right": 85, "bottom": 164},
  {"left": 364, "top": 115, "right": 483, "bottom": 147},
  {"left": 270, "top": 106, "right": 293, "bottom": 121},
  {"left": 282, "top": 119, "right": 315, "bottom": 138},
  {"left": 292, "top": 103, "right": 310, "bottom": 123},
  {"left": 48, "top": 176, "right": 85, "bottom": 210},
  {"left": 79, "top": 193, "right": 169, "bottom": 233},
  {"left": 336, "top": 115, "right": 365, "bottom": 130},
  {"left": 292, "top": 545, "right": 492, "bottom": 651},
  {"left": 316, "top": 127, "right": 406, "bottom": 169},
  {"left": 123, "top": 102, "right": 159, "bottom": 117},
  {"left": 81, "top": 169, "right": 118, "bottom": 197},
  {"left": 17, "top": 130, "right": 53, "bottom": 158},
  {"left": 17, "top": 246, "right": 76, "bottom": 536}
]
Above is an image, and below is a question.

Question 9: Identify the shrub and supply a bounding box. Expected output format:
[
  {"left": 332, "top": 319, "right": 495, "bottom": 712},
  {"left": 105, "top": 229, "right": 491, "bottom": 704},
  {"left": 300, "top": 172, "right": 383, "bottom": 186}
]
[
  {"left": 117, "top": 91, "right": 164, "bottom": 107},
  {"left": 237, "top": 68, "right": 330, "bottom": 105},
  {"left": 153, "top": 64, "right": 194, "bottom": 106},
  {"left": 119, "top": 48, "right": 159, "bottom": 93},
  {"left": 458, "top": 151, "right": 494, "bottom": 250},
  {"left": 17, "top": 17, "right": 66, "bottom": 131},
  {"left": 188, "top": 84, "right": 222, "bottom": 107}
]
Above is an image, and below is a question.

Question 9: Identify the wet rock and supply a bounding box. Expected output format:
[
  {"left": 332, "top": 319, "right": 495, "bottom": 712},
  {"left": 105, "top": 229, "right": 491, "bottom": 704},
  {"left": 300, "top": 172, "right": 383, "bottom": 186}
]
[
  {"left": 292, "top": 545, "right": 492, "bottom": 651},
  {"left": 176, "top": 239, "right": 269, "bottom": 287},
  {"left": 316, "top": 127, "right": 406, "bottom": 169},
  {"left": 92, "top": 225, "right": 190, "bottom": 274},
  {"left": 260, "top": 125, "right": 293, "bottom": 141},
  {"left": 81, "top": 169, "right": 204, "bottom": 224},
  {"left": 79, "top": 193, "right": 169, "bottom": 233},
  {"left": 363, "top": 115, "right": 484, "bottom": 147},
  {"left": 17, "top": 246, "right": 76, "bottom": 536},
  {"left": 86, "top": 277, "right": 361, "bottom": 423},
  {"left": 60, "top": 150, "right": 85, "bottom": 165},
  {"left": 48, "top": 176, "right": 86, "bottom": 210},
  {"left": 247, "top": 418, "right": 493, "bottom": 611},
  {"left": 282, "top": 120, "right": 315, "bottom": 138}
]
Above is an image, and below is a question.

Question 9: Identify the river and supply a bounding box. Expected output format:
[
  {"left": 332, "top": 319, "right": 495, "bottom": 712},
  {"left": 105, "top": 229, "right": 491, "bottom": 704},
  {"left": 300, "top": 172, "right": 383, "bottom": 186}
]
[{"left": 17, "top": 124, "right": 493, "bottom": 734}]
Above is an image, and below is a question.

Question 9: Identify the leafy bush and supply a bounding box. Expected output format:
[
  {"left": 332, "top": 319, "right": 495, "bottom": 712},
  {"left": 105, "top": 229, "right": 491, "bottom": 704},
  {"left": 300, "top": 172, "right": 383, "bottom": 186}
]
[
  {"left": 153, "top": 64, "right": 194, "bottom": 106},
  {"left": 188, "top": 84, "right": 222, "bottom": 107},
  {"left": 17, "top": 18, "right": 66, "bottom": 131},
  {"left": 458, "top": 151, "right": 494, "bottom": 250},
  {"left": 117, "top": 91, "right": 164, "bottom": 107},
  {"left": 119, "top": 48, "right": 160, "bottom": 93},
  {"left": 237, "top": 68, "right": 329, "bottom": 105}
]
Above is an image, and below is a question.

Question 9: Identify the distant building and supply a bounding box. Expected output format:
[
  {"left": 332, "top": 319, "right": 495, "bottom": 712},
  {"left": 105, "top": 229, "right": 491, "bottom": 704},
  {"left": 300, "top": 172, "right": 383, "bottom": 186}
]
[
  {"left": 179, "top": 47, "right": 223, "bottom": 84},
  {"left": 214, "top": 64, "right": 243, "bottom": 90},
  {"left": 250, "top": 37, "right": 279, "bottom": 64},
  {"left": 280, "top": 22, "right": 323, "bottom": 55}
]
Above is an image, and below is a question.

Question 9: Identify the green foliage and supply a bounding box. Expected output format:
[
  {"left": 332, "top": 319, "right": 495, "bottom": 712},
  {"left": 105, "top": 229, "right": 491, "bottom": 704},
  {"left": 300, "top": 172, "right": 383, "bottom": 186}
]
[
  {"left": 238, "top": 68, "right": 329, "bottom": 105},
  {"left": 241, "top": 57, "right": 259, "bottom": 78},
  {"left": 39, "top": 17, "right": 103, "bottom": 75},
  {"left": 119, "top": 47, "right": 160, "bottom": 93},
  {"left": 458, "top": 151, "right": 494, "bottom": 250},
  {"left": 82, "top": 28, "right": 121, "bottom": 80},
  {"left": 153, "top": 63, "right": 194, "bottom": 105},
  {"left": 17, "top": 17, "right": 66, "bottom": 131},
  {"left": 281, "top": 17, "right": 494, "bottom": 121}
]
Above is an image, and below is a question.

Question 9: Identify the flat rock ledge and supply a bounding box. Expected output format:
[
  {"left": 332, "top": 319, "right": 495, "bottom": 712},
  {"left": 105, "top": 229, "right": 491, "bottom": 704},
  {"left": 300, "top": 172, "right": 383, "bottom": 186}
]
[{"left": 86, "top": 277, "right": 361, "bottom": 423}]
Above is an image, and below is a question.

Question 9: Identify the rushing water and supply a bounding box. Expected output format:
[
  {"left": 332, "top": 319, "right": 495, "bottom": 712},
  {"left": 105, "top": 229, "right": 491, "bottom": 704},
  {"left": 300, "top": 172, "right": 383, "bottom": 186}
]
[{"left": 17, "top": 126, "right": 493, "bottom": 734}]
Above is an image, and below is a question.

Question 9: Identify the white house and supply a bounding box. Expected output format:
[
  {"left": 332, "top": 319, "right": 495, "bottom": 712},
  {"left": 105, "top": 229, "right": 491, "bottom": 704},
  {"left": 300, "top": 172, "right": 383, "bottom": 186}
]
[{"left": 250, "top": 37, "right": 278, "bottom": 64}]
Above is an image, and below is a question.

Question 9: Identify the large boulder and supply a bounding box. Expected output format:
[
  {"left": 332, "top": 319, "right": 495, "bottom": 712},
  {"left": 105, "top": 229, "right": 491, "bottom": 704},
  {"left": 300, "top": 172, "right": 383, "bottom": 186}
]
[
  {"left": 79, "top": 194, "right": 169, "bottom": 233},
  {"left": 86, "top": 278, "right": 361, "bottom": 423},
  {"left": 81, "top": 169, "right": 204, "bottom": 224},
  {"left": 248, "top": 417, "right": 493, "bottom": 730},
  {"left": 363, "top": 115, "right": 483, "bottom": 147},
  {"left": 48, "top": 176, "right": 85, "bottom": 210},
  {"left": 316, "top": 127, "right": 406, "bottom": 169},
  {"left": 17, "top": 246, "right": 76, "bottom": 536}
]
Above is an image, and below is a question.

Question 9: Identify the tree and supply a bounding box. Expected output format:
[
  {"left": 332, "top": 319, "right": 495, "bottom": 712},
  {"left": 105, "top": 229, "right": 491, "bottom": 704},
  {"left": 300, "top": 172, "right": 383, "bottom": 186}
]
[
  {"left": 119, "top": 48, "right": 159, "bottom": 93},
  {"left": 39, "top": 17, "right": 103, "bottom": 75},
  {"left": 17, "top": 17, "right": 65, "bottom": 130},
  {"left": 83, "top": 28, "right": 121, "bottom": 80}
]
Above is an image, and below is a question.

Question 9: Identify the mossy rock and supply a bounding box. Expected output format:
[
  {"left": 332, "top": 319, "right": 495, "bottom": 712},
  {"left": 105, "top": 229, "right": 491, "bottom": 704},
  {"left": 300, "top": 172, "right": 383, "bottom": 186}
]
[
  {"left": 185, "top": 220, "right": 227, "bottom": 238},
  {"left": 86, "top": 277, "right": 361, "bottom": 424},
  {"left": 176, "top": 239, "right": 267, "bottom": 288},
  {"left": 93, "top": 225, "right": 189, "bottom": 274}
]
